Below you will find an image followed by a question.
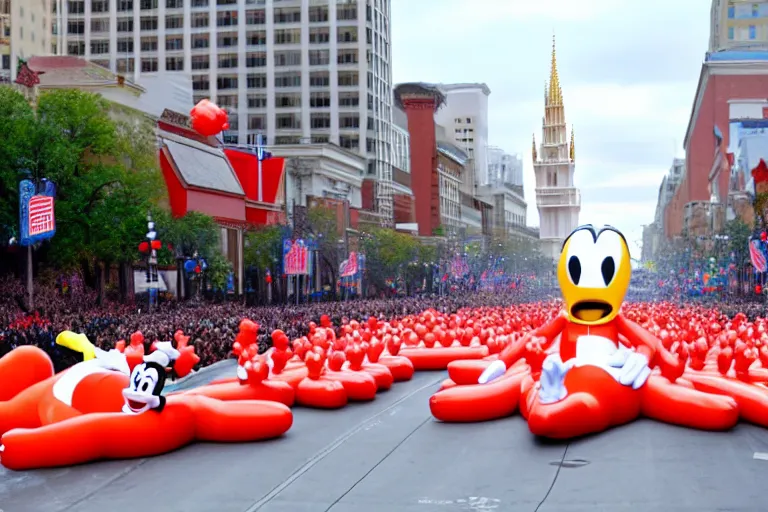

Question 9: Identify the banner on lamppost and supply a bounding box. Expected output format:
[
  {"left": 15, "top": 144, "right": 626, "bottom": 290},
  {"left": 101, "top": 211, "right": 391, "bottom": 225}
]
[
  {"left": 282, "top": 238, "right": 310, "bottom": 275},
  {"left": 19, "top": 179, "right": 56, "bottom": 246}
]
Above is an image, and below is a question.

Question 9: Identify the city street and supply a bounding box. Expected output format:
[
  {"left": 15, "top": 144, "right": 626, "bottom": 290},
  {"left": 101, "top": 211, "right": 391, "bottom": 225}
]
[{"left": 2, "top": 367, "right": 767, "bottom": 512}]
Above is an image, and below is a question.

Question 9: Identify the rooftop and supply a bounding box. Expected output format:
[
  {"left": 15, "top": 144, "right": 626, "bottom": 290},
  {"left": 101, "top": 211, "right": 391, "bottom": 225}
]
[
  {"left": 435, "top": 82, "right": 491, "bottom": 96},
  {"left": 27, "top": 56, "right": 144, "bottom": 92},
  {"left": 706, "top": 50, "right": 768, "bottom": 61}
]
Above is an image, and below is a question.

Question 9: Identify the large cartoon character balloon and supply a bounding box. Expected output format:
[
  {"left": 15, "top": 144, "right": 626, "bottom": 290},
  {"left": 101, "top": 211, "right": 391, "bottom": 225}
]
[
  {"left": 430, "top": 224, "right": 741, "bottom": 438},
  {"left": 190, "top": 99, "right": 229, "bottom": 136}
]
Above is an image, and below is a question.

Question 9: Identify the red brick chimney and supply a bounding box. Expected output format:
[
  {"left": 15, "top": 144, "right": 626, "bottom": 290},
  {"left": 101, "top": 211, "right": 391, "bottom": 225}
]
[{"left": 394, "top": 83, "right": 445, "bottom": 237}]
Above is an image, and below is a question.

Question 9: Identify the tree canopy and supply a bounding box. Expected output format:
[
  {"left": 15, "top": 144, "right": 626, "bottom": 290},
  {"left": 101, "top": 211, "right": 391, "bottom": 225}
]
[{"left": 0, "top": 88, "right": 164, "bottom": 273}]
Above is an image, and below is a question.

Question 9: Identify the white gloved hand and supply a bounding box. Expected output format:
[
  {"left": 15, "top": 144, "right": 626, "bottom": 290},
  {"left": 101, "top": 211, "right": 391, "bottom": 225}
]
[
  {"left": 607, "top": 348, "right": 651, "bottom": 389},
  {"left": 93, "top": 347, "right": 130, "bottom": 374},
  {"left": 478, "top": 360, "right": 506, "bottom": 384},
  {"left": 153, "top": 341, "right": 181, "bottom": 361},
  {"left": 539, "top": 355, "right": 575, "bottom": 404}
]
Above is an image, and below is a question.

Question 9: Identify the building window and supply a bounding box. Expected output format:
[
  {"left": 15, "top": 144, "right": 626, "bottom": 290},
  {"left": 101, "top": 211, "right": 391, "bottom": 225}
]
[
  {"left": 309, "top": 49, "right": 329, "bottom": 66},
  {"left": 750, "top": 25, "right": 757, "bottom": 39},
  {"left": 117, "top": 39, "right": 133, "bottom": 52},
  {"left": 275, "top": 92, "right": 301, "bottom": 107},
  {"left": 166, "top": 15, "right": 184, "bottom": 29},
  {"left": 245, "top": 52, "right": 266, "bottom": 67},
  {"left": 166, "top": 36, "right": 183, "bottom": 50},
  {"left": 754, "top": 3, "right": 759, "bottom": 17},
  {"left": 246, "top": 9, "right": 266, "bottom": 25},
  {"left": 308, "top": 6, "right": 328, "bottom": 22},
  {"left": 728, "top": 6, "right": 735, "bottom": 18},
  {"left": 728, "top": 26, "right": 734, "bottom": 39},
  {"left": 310, "top": 92, "right": 330, "bottom": 108},
  {"left": 247, "top": 94, "right": 266, "bottom": 108},
  {"left": 309, "top": 71, "right": 329, "bottom": 87},
  {"left": 166, "top": 57, "right": 184, "bottom": 70},
  {"left": 141, "top": 58, "right": 158, "bottom": 72},
  {"left": 90, "top": 40, "right": 109, "bottom": 54},
  {"left": 309, "top": 27, "right": 329, "bottom": 44},
  {"left": 311, "top": 113, "right": 331, "bottom": 129}
]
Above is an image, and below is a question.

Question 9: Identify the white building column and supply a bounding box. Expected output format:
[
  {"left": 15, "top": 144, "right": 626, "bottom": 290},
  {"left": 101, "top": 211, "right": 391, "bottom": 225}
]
[
  {"left": 328, "top": 0, "right": 339, "bottom": 144},
  {"left": 208, "top": 0, "right": 217, "bottom": 101},
  {"left": 182, "top": 0, "right": 191, "bottom": 72},
  {"left": 237, "top": 0, "right": 247, "bottom": 142},
  {"left": 300, "top": 0, "right": 310, "bottom": 141},
  {"left": 132, "top": 4, "right": 140, "bottom": 81},
  {"left": 108, "top": 0, "right": 117, "bottom": 71},
  {"left": 157, "top": 0, "right": 166, "bottom": 72},
  {"left": 83, "top": 0, "right": 91, "bottom": 59},
  {"left": 265, "top": 0, "right": 275, "bottom": 144}
]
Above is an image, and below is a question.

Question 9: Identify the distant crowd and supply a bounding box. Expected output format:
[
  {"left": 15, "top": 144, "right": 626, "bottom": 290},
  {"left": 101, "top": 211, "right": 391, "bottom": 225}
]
[
  {"left": 0, "top": 276, "right": 764, "bottom": 373},
  {"left": 0, "top": 277, "right": 555, "bottom": 372}
]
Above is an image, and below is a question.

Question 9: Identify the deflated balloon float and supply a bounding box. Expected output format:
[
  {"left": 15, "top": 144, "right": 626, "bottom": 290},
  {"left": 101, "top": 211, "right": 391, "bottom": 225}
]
[
  {"left": 0, "top": 331, "right": 292, "bottom": 470},
  {"left": 429, "top": 224, "right": 766, "bottom": 438},
  {"left": 190, "top": 98, "right": 229, "bottom": 136}
]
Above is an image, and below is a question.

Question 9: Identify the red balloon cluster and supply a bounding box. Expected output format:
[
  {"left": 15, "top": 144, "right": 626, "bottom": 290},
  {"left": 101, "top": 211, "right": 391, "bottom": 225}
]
[
  {"left": 189, "top": 99, "right": 229, "bottom": 136},
  {"left": 138, "top": 240, "right": 163, "bottom": 253}
]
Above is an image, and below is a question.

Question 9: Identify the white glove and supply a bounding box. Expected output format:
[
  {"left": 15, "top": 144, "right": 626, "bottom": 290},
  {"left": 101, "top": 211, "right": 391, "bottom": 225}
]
[
  {"left": 93, "top": 347, "right": 130, "bottom": 374},
  {"left": 538, "top": 355, "right": 575, "bottom": 404},
  {"left": 606, "top": 348, "right": 651, "bottom": 389},
  {"left": 478, "top": 360, "right": 506, "bottom": 384},
  {"left": 153, "top": 341, "right": 181, "bottom": 361}
]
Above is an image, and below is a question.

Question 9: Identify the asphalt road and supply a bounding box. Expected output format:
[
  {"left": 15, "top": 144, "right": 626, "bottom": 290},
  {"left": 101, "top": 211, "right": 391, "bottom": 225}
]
[{"left": 2, "top": 368, "right": 768, "bottom": 512}]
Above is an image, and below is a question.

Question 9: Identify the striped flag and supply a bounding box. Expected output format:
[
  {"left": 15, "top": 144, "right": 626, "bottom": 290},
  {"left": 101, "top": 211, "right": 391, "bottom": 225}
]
[
  {"left": 749, "top": 239, "right": 767, "bottom": 273},
  {"left": 28, "top": 195, "right": 55, "bottom": 236}
]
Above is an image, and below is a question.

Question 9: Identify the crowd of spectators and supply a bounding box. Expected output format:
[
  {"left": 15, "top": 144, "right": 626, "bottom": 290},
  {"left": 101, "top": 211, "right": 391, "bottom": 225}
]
[
  {"left": 2, "top": 274, "right": 765, "bottom": 373},
  {"left": 0, "top": 277, "right": 556, "bottom": 372}
]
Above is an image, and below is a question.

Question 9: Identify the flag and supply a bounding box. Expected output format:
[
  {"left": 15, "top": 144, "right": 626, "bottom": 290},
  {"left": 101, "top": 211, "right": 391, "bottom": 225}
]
[
  {"left": 749, "top": 239, "right": 767, "bottom": 273},
  {"left": 28, "top": 195, "right": 55, "bottom": 236}
]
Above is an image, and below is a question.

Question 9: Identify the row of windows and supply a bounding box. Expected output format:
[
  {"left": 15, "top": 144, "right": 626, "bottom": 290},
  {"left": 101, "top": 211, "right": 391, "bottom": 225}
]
[
  {"left": 189, "top": 90, "right": 362, "bottom": 110},
  {"left": 727, "top": 2, "right": 768, "bottom": 20},
  {"left": 66, "top": 1, "right": 361, "bottom": 22},
  {"left": 727, "top": 23, "right": 767, "bottom": 40},
  {"left": 189, "top": 70, "right": 359, "bottom": 88}
]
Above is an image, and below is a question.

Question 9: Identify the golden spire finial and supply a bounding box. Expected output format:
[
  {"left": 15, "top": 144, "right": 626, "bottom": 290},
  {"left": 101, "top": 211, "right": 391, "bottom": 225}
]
[
  {"left": 532, "top": 133, "right": 538, "bottom": 162},
  {"left": 548, "top": 34, "right": 562, "bottom": 105},
  {"left": 569, "top": 127, "right": 575, "bottom": 161}
]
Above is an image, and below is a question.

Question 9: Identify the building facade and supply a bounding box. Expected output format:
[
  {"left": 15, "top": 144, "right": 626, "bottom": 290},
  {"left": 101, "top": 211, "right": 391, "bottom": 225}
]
[
  {"left": 666, "top": 52, "right": 768, "bottom": 237},
  {"left": 532, "top": 37, "right": 580, "bottom": 260},
  {"left": 432, "top": 82, "right": 490, "bottom": 186},
  {"left": 710, "top": 0, "right": 768, "bottom": 52},
  {"left": 2, "top": 0, "right": 51, "bottom": 83},
  {"left": 50, "top": 0, "right": 396, "bottom": 222},
  {"left": 487, "top": 146, "right": 522, "bottom": 187}
]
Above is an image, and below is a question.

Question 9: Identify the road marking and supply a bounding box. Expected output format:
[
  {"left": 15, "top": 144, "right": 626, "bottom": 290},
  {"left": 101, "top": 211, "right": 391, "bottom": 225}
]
[
  {"left": 753, "top": 452, "right": 768, "bottom": 461},
  {"left": 418, "top": 497, "right": 501, "bottom": 510},
  {"left": 243, "top": 376, "right": 442, "bottom": 512}
]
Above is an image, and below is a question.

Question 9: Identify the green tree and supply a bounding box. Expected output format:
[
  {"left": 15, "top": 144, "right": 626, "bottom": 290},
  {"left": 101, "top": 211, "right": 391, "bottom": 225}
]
[
  {"left": 725, "top": 217, "right": 751, "bottom": 261},
  {"left": 161, "top": 211, "right": 220, "bottom": 259},
  {"left": 244, "top": 225, "right": 283, "bottom": 271},
  {"left": 0, "top": 88, "right": 37, "bottom": 245},
  {"left": 307, "top": 205, "right": 342, "bottom": 293},
  {"left": 360, "top": 227, "right": 419, "bottom": 293},
  {"left": 206, "top": 252, "right": 233, "bottom": 294},
  {"left": 0, "top": 88, "right": 165, "bottom": 304}
]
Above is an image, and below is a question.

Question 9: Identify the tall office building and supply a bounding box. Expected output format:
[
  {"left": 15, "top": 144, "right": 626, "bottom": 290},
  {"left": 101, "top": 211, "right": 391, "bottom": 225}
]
[
  {"left": 2, "top": 0, "right": 52, "bottom": 83},
  {"left": 710, "top": 0, "right": 768, "bottom": 51},
  {"left": 52, "top": 0, "right": 395, "bottom": 221}
]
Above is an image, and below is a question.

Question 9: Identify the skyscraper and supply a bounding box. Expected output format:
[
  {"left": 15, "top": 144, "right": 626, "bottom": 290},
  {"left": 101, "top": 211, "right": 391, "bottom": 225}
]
[{"left": 51, "top": 0, "right": 395, "bottom": 220}]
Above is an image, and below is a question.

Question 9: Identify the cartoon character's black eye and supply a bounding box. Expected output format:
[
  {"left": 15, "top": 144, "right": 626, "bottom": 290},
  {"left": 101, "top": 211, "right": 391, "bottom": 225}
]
[
  {"left": 133, "top": 372, "right": 141, "bottom": 388},
  {"left": 141, "top": 381, "right": 150, "bottom": 392},
  {"left": 568, "top": 256, "right": 581, "bottom": 285},
  {"left": 601, "top": 256, "right": 615, "bottom": 285}
]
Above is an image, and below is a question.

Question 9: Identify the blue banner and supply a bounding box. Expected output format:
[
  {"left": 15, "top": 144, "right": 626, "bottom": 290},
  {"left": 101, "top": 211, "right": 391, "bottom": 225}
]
[{"left": 19, "top": 179, "right": 56, "bottom": 247}]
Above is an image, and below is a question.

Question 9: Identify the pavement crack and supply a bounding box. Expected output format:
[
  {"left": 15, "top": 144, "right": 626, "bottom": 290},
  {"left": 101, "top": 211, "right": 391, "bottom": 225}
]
[
  {"left": 242, "top": 377, "right": 442, "bottom": 512},
  {"left": 323, "top": 415, "right": 431, "bottom": 512},
  {"left": 533, "top": 443, "right": 569, "bottom": 512}
]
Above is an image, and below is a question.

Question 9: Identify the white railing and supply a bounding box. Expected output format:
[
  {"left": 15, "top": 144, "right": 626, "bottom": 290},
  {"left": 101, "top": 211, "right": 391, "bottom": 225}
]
[{"left": 535, "top": 187, "right": 580, "bottom": 207}]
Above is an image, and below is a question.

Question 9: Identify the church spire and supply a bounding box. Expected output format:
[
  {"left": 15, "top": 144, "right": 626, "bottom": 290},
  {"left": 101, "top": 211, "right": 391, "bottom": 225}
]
[
  {"left": 569, "top": 127, "right": 575, "bottom": 161},
  {"left": 548, "top": 34, "right": 562, "bottom": 105}
]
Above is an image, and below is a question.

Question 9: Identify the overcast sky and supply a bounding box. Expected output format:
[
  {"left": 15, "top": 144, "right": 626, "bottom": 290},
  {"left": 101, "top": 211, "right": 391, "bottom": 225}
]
[{"left": 391, "top": 0, "right": 711, "bottom": 258}]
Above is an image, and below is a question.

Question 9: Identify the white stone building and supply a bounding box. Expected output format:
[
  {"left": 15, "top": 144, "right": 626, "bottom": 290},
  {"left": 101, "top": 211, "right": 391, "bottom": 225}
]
[{"left": 532, "top": 37, "right": 580, "bottom": 260}]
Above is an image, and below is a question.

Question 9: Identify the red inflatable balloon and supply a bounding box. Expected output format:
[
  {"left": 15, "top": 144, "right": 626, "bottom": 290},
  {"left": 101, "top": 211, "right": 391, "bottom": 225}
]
[{"left": 190, "top": 99, "right": 230, "bottom": 136}]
